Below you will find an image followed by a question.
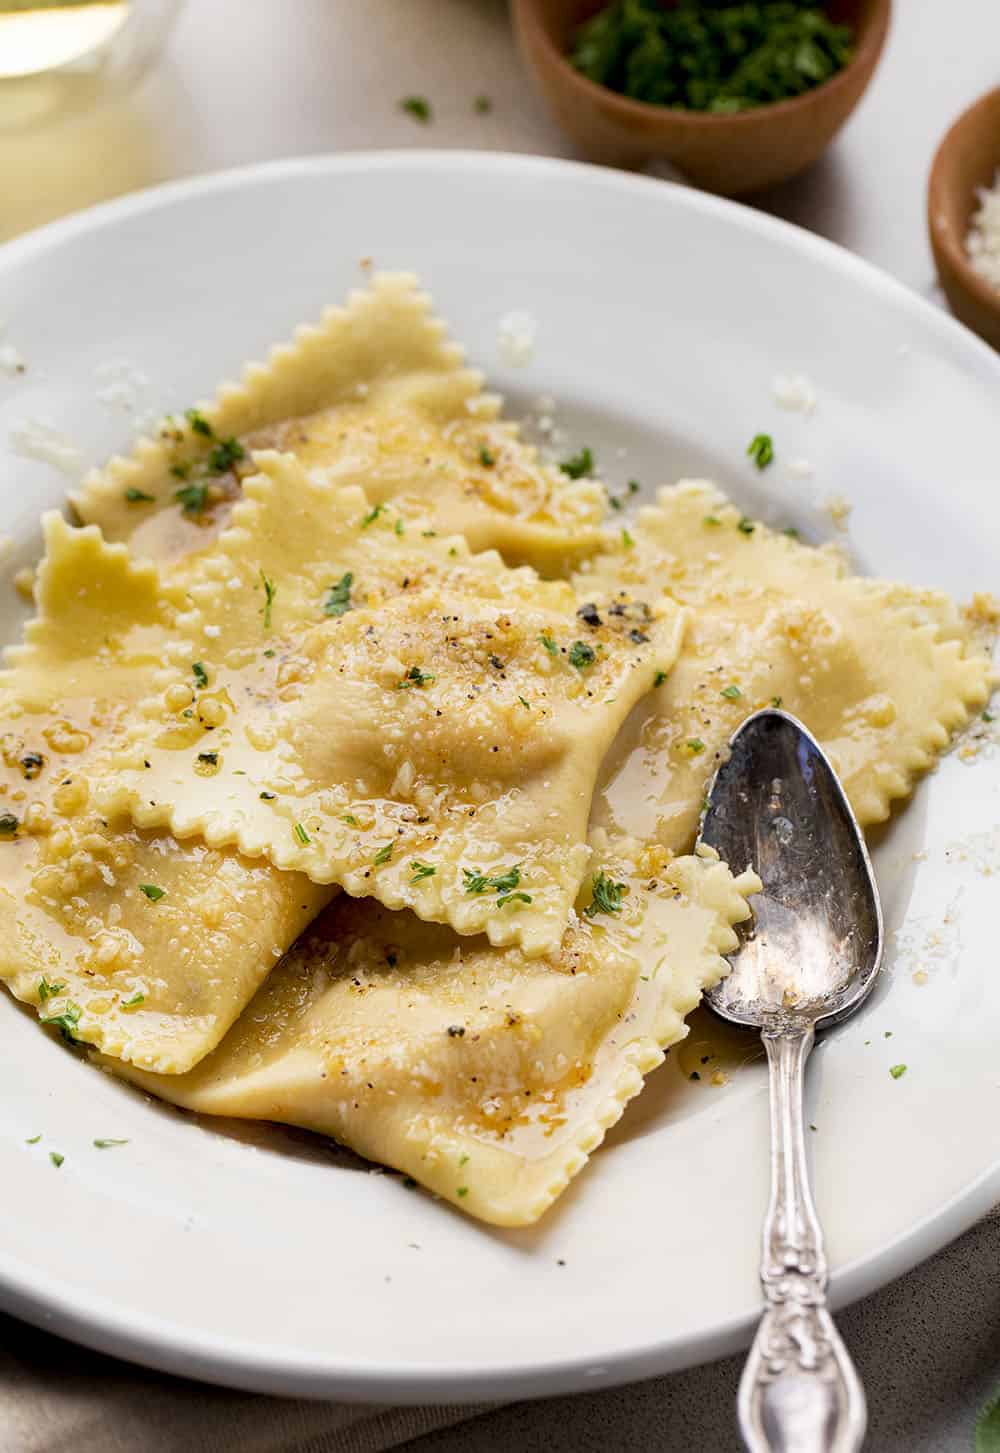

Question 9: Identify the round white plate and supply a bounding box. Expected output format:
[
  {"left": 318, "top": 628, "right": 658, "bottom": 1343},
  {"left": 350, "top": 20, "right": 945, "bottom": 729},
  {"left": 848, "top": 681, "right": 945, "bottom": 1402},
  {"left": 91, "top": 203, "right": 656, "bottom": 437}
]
[{"left": 1, "top": 153, "right": 998, "bottom": 1404}]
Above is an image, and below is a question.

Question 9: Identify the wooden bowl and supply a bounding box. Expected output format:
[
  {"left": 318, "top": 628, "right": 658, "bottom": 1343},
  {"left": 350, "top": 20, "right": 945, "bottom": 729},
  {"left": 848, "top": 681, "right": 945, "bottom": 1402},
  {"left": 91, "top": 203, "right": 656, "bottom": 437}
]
[
  {"left": 512, "top": 0, "right": 891, "bottom": 196},
  {"left": 928, "top": 87, "right": 1000, "bottom": 351}
]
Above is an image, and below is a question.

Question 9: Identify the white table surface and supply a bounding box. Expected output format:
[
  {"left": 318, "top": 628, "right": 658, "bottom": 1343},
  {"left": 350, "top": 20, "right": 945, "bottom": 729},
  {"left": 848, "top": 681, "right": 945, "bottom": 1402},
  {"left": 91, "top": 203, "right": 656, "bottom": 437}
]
[{"left": 2, "top": 3, "right": 998, "bottom": 1449}]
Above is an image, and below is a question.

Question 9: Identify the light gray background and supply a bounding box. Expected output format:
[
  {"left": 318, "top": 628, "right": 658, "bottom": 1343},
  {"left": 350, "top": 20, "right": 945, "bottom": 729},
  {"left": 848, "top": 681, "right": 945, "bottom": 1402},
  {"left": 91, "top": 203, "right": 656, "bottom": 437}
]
[{"left": 1, "top": 3, "right": 997, "bottom": 1449}]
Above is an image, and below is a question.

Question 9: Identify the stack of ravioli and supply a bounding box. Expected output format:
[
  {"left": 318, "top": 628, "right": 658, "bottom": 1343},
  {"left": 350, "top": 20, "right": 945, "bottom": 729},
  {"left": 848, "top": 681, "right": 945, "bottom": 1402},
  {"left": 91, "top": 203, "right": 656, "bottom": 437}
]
[{"left": 0, "top": 276, "right": 990, "bottom": 1226}]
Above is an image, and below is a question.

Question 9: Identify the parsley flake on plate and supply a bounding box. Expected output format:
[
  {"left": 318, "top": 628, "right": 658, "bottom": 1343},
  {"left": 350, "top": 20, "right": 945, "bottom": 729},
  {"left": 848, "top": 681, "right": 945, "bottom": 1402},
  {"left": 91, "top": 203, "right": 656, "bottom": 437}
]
[
  {"left": 192, "top": 661, "right": 208, "bottom": 689},
  {"left": 175, "top": 481, "right": 209, "bottom": 516},
  {"left": 747, "top": 433, "right": 774, "bottom": 469},
  {"left": 559, "top": 446, "right": 594, "bottom": 479},
  {"left": 373, "top": 842, "right": 394, "bottom": 866},
  {"left": 259, "top": 570, "right": 277, "bottom": 630},
  {"left": 125, "top": 487, "right": 154, "bottom": 503},
  {"left": 410, "top": 860, "right": 436, "bottom": 883},
  {"left": 139, "top": 884, "right": 165, "bottom": 902}
]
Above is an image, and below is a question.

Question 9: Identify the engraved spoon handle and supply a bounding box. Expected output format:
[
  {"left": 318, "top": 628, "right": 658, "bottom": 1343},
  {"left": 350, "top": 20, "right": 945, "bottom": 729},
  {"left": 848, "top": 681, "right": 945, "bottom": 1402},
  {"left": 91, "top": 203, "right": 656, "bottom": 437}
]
[{"left": 738, "top": 1024, "right": 866, "bottom": 1453}]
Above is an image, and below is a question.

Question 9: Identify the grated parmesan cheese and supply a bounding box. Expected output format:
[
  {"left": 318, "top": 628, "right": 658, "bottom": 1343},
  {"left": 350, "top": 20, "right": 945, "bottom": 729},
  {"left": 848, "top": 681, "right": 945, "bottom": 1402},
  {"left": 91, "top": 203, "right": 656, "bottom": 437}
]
[
  {"left": 497, "top": 310, "right": 537, "bottom": 368},
  {"left": 966, "top": 170, "right": 1000, "bottom": 293},
  {"left": 772, "top": 372, "right": 817, "bottom": 414},
  {"left": 8, "top": 418, "right": 82, "bottom": 478}
]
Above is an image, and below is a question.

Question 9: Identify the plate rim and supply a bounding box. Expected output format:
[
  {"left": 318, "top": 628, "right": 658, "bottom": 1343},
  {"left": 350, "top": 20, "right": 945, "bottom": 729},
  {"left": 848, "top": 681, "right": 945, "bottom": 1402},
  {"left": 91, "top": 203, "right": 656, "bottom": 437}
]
[{"left": 1, "top": 149, "right": 999, "bottom": 1403}]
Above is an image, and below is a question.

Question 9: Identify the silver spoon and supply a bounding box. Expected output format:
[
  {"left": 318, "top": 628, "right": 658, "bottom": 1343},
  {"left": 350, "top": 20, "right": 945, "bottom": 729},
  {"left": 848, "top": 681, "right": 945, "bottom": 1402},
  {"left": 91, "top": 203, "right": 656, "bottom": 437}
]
[{"left": 699, "top": 708, "right": 883, "bottom": 1453}]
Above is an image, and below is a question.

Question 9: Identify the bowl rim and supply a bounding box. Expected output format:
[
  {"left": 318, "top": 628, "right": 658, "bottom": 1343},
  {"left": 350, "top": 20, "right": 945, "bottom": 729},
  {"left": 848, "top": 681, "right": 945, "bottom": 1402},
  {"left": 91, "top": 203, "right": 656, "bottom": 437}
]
[
  {"left": 512, "top": 0, "right": 892, "bottom": 130},
  {"left": 927, "top": 85, "right": 1000, "bottom": 325}
]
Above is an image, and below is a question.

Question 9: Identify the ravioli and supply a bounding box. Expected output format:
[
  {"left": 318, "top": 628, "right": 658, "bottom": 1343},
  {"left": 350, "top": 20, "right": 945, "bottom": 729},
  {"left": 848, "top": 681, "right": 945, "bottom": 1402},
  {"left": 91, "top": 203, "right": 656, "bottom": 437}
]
[
  {"left": 0, "top": 515, "right": 330, "bottom": 1073},
  {"left": 72, "top": 273, "right": 606, "bottom": 577},
  {"left": 111, "top": 843, "right": 758, "bottom": 1226},
  {"left": 579, "top": 480, "right": 994, "bottom": 851},
  {"left": 95, "top": 453, "right": 685, "bottom": 957}
]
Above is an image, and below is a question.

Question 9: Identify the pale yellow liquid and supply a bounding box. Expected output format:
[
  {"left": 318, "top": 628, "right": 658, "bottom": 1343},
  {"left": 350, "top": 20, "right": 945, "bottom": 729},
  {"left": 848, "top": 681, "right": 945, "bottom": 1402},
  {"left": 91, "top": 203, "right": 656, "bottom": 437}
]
[{"left": 0, "top": 0, "right": 128, "bottom": 80}]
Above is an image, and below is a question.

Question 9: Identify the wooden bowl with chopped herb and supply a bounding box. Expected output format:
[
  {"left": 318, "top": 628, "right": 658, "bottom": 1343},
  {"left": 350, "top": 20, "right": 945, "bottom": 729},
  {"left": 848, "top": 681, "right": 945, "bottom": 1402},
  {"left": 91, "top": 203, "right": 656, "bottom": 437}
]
[
  {"left": 512, "top": 0, "right": 890, "bottom": 196},
  {"left": 928, "top": 87, "right": 1000, "bottom": 352}
]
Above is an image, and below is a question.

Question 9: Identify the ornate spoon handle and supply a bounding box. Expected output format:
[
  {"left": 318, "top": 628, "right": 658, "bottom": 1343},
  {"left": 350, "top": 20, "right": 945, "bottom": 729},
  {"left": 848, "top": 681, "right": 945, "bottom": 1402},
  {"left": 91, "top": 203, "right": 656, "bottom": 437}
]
[{"left": 738, "top": 1024, "right": 866, "bottom": 1453}]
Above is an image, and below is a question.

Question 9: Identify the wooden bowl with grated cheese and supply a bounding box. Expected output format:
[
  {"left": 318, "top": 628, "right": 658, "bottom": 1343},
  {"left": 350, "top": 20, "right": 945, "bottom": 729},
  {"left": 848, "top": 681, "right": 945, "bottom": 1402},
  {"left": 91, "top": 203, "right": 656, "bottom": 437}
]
[{"left": 929, "top": 86, "right": 1000, "bottom": 352}]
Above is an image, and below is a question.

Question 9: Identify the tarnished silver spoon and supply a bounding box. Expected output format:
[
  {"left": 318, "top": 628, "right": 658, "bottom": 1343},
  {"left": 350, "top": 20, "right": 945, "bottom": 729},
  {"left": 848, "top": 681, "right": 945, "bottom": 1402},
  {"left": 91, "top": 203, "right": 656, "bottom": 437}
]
[{"left": 699, "top": 708, "right": 883, "bottom": 1453}]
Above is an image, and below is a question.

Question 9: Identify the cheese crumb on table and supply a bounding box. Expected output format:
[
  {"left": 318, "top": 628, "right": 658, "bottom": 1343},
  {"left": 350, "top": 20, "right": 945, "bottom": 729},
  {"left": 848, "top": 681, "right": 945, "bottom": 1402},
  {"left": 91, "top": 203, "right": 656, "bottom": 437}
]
[
  {"left": 772, "top": 372, "right": 817, "bottom": 414},
  {"left": 497, "top": 310, "right": 537, "bottom": 367}
]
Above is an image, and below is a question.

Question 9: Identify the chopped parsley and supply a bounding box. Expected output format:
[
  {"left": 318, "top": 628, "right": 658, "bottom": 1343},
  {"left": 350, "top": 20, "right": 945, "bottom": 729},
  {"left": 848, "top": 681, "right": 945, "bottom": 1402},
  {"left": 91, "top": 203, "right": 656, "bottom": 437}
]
[
  {"left": 38, "top": 977, "right": 66, "bottom": 1003},
  {"left": 540, "top": 633, "right": 558, "bottom": 656},
  {"left": 984, "top": 710, "right": 996, "bottom": 723},
  {"left": 361, "top": 503, "right": 385, "bottom": 528},
  {"left": 686, "top": 738, "right": 706, "bottom": 754},
  {"left": 410, "top": 860, "right": 436, "bottom": 883},
  {"left": 456, "top": 1186, "right": 469, "bottom": 1198},
  {"left": 627, "top": 479, "right": 640, "bottom": 494},
  {"left": 889, "top": 1063, "right": 907, "bottom": 1080},
  {"left": 463, "top": 864, "right": 529, "bottom": 908},
  {"left": 25, "top": 1135, "right": 41, "bottom": 1145},
  {"left": 49, "top": 1151, "right": 64, "bottom": 1168},
  {"left": 783, "top": 525, "right": 801, "bottom": 539},
  {"left": 206, "top": 436, "right": 245, "bottom": 474},
  {"left": 373, "top": 842, "right": 394, "bottom": 866},
  {"left": 125, "top": 487, "right": 155, "bottom": 503},
  {"left": 324, "top": 572, "right": 353, "bottom": 617},
  {"left": 737, "top": 516, "right": 756, "bottom": 535},
  {"left": 559, "top": 446, "right": 594, "bottom": 479},
  {"left": 584, "top": 869, "right": 627, "bottom": 918},
  {"left": 497, "top": 890, "right": 532, "bottom": 909},
  {"left": 139, "top": 884, "right": 165, "bottom": 902},
  {"left": 260, "top": 570, "right": 277, "bottom": 630},
  {"left": 293, "top": 822, "right": 311, "bottom": 846},
  {"left": 518, "top": 696, "right": 531, "bottom": 710},
  {"left": 398, "top": 665, "right": 435, "bottom": 689},
  {"left": 169, "top": 461, "right": 190, "bottom": 480},
  {"left": 197, "top": 751, "right": 218, "bottom": 767},
  {"left": 747, "top": 433, "right": 774, "bottom": 469},
  {"left": 568, "top": 640, "right": 596, "bottom": 671},
  {"left": 122, "top": 991, "right": 145, "bottom": 1009},
  {"left": 703, "top": 514, "right": 721, "bottom": 526},
  {"left": 771, "top": 696, "right": 783, "bottom": 708},
  {"left": 192, "top": 661, "right": 209, "bottom": 689},
  {"left": 621, "top": 528, "right": 635, "bottom": 548},
  {"left": 720, "top": 685, "right": 742, "bottom": 700},
  {"left": 93, "top": 1138, "right": 129, "bottom": 1149},
  {"left": 41, "top": 1003, "right": 82, "bottom": 1044},
  {"left": 394, "top": 517, "right": 405, "bottom": 536},
  {"left": 474, "top": 95, "right": 492, "bottom": 114},
  {"left": 569, "top": 0, "right": 854, "bottom": 113},
  {"left": 1, "top": 812, "right": 20, "bottom": 837},
  {"left": 478, "top": 446, "right": 495, "bottom": 467},
  {"left": 400, "top": 95, "right": 432, "bottom": 122},
  {"left": 342, "top": 813, "right": 359, "bottom": 826},
  {"left": 654, "top": 670, "right": 668, "bottom": 687},
  {"left": 175, "top": 480, "right": 209, "bottom": 515},
  {"left": 185, "top": 408, "right": 213, "bottom": 437}
]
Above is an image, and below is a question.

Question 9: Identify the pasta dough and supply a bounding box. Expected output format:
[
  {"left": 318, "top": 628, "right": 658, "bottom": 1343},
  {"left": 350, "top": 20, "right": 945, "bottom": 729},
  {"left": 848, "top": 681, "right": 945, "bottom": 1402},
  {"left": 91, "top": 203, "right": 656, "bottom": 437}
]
[
  {"left": 95, "top": 453, "right": 685, "bottom": 957},
  {"left": 112, "top": 844, "right": 758, "bottom": 1227},
  {"left": 579, "top": 480, "right": 994, "bottom": 850},
  {"left": 72, "top": 273, "right": 606, "bottom": 577},
  {"left": 0, "top": 516, "right": 329, "bottom": 1073}
]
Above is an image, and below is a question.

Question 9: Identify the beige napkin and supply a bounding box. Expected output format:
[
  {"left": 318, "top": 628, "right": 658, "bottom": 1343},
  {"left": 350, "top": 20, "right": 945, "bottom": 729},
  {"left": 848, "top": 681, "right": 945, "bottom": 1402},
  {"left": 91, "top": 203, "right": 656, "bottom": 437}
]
[{"left": 0, "top": 1314, "right": 492, "bottom": 1453}]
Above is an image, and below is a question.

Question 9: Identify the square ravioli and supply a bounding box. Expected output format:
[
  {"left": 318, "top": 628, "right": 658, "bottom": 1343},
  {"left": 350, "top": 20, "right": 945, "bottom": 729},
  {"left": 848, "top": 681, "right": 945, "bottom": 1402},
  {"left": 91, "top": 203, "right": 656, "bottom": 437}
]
[
  {"left": 110, "top": 843, "right": 758, "bottom": 1226},
  {"left": 0, "top": 515, "right": 329, "bottom": 1073},
  {"left": 578, "top": 480, "right": 993, "bottom": 851},
  {"left": 94, "top": 453, "right": 685, "bottom": 957},
  {"left": 72, "top": 273, "right": 607, "bottom": 577}
]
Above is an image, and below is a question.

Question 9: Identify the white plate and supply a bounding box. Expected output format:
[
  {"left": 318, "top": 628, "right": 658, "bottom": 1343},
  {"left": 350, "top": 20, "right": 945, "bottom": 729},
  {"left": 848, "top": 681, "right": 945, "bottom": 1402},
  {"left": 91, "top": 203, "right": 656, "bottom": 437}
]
[{"left": 1, "top": 153, "right": 998, "bottom": 1404}]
